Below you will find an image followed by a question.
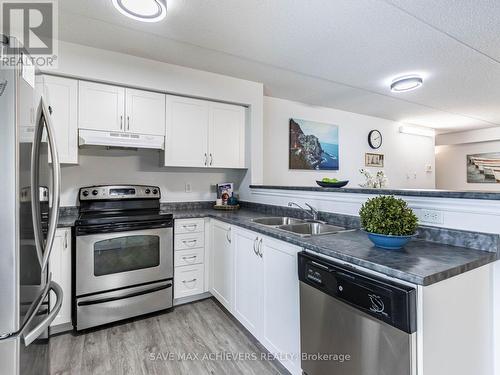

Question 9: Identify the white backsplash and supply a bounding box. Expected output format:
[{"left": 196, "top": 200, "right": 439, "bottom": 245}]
[{"left": 60, "top": 147, "right": 247, "bottom": 206}]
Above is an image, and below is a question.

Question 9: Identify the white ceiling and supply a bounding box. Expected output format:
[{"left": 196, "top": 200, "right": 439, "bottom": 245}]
[{"left": 57, "top": 0, "right": 500, "bottom": 133}]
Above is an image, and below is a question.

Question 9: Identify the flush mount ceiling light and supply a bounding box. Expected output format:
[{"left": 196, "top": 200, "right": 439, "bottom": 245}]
[
  {"left": 390, "top": 75, "right": 423, "bottom": 93},
  {"left": 112, "top": 0, "right": 167, "bottom": 22}
]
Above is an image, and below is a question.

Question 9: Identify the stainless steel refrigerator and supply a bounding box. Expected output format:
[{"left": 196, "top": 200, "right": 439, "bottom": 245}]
[{"left": 0, "top": 36, "right": 62, "bottom": 375}]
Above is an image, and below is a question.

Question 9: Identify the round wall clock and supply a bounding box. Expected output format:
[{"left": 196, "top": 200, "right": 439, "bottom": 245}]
[{"left": 368, "top": 130, "right": 382, "bottom": 149}]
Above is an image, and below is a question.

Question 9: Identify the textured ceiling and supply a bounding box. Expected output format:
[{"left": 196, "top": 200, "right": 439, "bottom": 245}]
[{"left": 57, "top": 0, "right": 500, "bottom": 133}]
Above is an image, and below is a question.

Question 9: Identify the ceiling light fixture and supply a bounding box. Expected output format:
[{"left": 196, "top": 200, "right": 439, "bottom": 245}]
[
  {"left": 399, "top": 125, "right": 435, "bottom": 138},
  {"left": 390, "top": 75, "right": 423, "bottom": 93},
  {"left": 112, "top": 0, "right": 167, "bottom": 22}
]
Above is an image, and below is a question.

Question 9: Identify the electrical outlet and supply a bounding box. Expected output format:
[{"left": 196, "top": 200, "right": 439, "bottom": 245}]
[
  {"left": 185, "top": 183, "right": 192, "bottom": 193},
  {"left": 416, "top": 209, "right": 444, "bottom": 224}
]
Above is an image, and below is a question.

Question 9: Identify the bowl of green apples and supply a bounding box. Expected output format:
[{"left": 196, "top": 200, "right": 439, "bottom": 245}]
[{"left": 316, "top": 178, "right": 349, "bottom": 188}]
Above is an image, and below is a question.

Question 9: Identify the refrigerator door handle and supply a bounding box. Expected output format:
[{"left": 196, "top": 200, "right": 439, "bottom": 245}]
[
  {"left": 31, "top": 97, "right": 61, "bottom": 272},
  {"left": 20, "top": 273, "right": 52, "bottom": 329},
  {"left": 23, "top": 280, "right": 62, "bottom": 346}
]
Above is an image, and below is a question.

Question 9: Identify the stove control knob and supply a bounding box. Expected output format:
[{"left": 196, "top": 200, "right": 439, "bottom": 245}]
[
  {"left": 82, "top": 190, "right": 89, "bottom": 197},
  {"left": 92, "top": 190, "right": 98, "bottom": 196},
  {"left": 152, "top": 189, "right": 158, "bottom": 195},
  {"left": 145, "top": 188, "right": 151, "bottom": 194}
]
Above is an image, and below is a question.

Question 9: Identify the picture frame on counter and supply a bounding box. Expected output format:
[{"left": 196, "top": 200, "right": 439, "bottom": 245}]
[{"left": 365, "top": 153, "right": 384, "bottom": 167}]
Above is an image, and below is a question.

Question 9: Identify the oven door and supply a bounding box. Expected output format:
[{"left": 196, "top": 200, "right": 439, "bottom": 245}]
[{"left": 76, "top": 227, "right": 173, "bottom": 296}]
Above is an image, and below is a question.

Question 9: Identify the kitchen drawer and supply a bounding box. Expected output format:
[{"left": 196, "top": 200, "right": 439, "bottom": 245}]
[
  {"left": 175, "top": 232, "right": 204, "bottom": 251},
  {"left": 174, "top": 264, "right": 204, "bottom": 298},
  {"left": 174, "top": 248, "right": 205, "bottom": 267},
  {"left": 175, "top": 218, "right": 205, "bottom": 234}
]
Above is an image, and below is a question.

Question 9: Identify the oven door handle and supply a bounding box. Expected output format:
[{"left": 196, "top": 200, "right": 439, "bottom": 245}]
[{"left": 77, "top": 283, "right": 172, "bottom": 306}]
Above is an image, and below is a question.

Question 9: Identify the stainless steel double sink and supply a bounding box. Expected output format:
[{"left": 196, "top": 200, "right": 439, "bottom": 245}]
[{"left": 251, "top": 216, "right": 350, "bottom": 237}]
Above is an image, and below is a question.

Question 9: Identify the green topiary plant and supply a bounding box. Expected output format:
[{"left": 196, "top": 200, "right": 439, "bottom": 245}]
[{"left": 359, "top": 195, "right": 418, "bottom": 236}]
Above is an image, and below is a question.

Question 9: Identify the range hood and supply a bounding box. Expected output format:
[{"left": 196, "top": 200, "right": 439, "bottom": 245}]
[{"left": 79, "top": 129, "right": 164, "bottom": 150}]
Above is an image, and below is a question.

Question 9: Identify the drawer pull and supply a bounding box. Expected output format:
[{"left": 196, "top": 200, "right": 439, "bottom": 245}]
[
  {"left": 182, "top": 255, "right": 197, "bottom": 262},
  {"left": 182, "top": 278, "right": 197, "bottom": 283},
  {"left": 182, "top": 239, "right": 197, "bottom": 247},
  {"left": 182, "top": 224, "right": 198, "bottom": 231}
]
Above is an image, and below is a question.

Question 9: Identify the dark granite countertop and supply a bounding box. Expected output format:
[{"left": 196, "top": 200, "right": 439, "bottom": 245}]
[
  {"left": 57, "top": 206, "right": 498, "bottom": 286},
  {"left": 58, "top": 213, "right": 78, "bottom": 228},
  {"left": 169, "top": 208, "right": 497, "bottom": 286},
  {"left": 249, "top": 185, "right": 500, "bottom": 201}
]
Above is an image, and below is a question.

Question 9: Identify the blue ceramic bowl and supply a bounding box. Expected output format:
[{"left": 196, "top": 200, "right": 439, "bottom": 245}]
[{"left": 364, "top": 231, "right": 416, "bottom": 250}]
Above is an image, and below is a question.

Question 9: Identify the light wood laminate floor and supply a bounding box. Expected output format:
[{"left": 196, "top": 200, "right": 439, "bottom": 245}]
[{"left": 50, "top": 298, "right": 289, "bottom": 375}]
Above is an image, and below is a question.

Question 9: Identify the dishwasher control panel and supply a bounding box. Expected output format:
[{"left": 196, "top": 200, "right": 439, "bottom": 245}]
[{"left": 298, "top": 252, "right": 417, "bottom": 333}]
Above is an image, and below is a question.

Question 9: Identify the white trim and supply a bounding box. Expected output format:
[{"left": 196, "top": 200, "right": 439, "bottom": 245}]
[
  {"left": 247, "top": 188, "right": 500, "bottom": 233},
  {"left": 249, "top": 188, "right": 500, "bottom": 217}
]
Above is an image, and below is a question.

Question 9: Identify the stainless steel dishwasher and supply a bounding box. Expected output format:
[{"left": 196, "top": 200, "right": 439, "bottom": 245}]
[{"left": 298, "top": 252, "right": 417, "bottom": 375}]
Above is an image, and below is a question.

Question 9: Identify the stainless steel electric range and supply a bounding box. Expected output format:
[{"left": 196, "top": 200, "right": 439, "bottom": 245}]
[{"left": 73, "top": 185, "right": 173, "bottom": 331}]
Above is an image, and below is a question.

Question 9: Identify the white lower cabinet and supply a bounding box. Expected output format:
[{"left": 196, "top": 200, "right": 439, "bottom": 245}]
[
  {"left": 210, "top": 220, "right": 234, "bottom": 311},
  {"left": 210, "top": 221, "right": 301, "bottom": 375},
  {"left": 233, "top": 227, "right": 264, "bottom": 338},
  {"left": 261, "top": 237, "right": 302, "bottom": 375},
  {"left": 174, "top": 264, "right": 205, "bottom": 299},
  {"left": 174, "top": 218, "right": 207, "bottom": 302},
  {"left": 49, "top": 228, "right": 72, "bottom": 329}
]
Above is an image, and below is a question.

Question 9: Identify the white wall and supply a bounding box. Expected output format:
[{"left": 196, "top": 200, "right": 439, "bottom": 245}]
[
  {"left": 60, "top": 148, "right": 246, "bottom": 207},
  {"left": 436, "top": 135, "right": 500, "bottom": 191},
  {"left": 262, "top": 97, "right": 435, "bottom": 189},
  {"left": 46, "top": 41, "right": 264, "bottom": 202}
]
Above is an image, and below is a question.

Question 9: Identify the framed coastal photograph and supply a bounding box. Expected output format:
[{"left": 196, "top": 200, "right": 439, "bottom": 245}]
[
  {"left": 289, "top": 118, "right": 339, "bottom": 170},
  {"left": 467, "top": 152, "right": 500, "bottom": 183},
  {"left": 365, "top": 153, "right": 384, "bottom": 167}
]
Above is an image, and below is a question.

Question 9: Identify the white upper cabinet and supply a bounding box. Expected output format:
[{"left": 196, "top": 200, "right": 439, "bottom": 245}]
[
  {"left": 165, "top": 95, "right": 246, "bottom": 169},
  {"left": 125, "top": 88, "right": 166, "bottom": 136},
  {"left": 165, "top": 95, "right": 209, "bottom": 167},
  {"left": 78, "top": 81, "right": 125, "bottom": 132},
  {"left": 43, "top": 75, "right": 78, "bottom": 164},
  {"left": 209, "top": 102, "right": 245, "bottom": 168}
]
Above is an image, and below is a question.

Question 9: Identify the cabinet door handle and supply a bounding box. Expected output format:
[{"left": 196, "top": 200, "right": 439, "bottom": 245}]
[
  {"left": 204, "top": 153, "right": 207, "bottom": 166},
  {"left": 127, "top": 115, "right": 130, "bottom": 131},
  {"left": 258, "top": 238, "right": 263, "bottom": 258},
  {"left": 226, "top": 227, "right": 231, "bottom": 243},
  {"left": 253, "top": 237, "right": 259, "bottom": 256},
  {"left": 210, "top": 153, "right": 213, "bottom": 166},
  {"left": 64, "top": 231, "right": 68, "bottom": 249},
  {"left": 120, "top": 115, "right": 123, "bottom": 130},
  {"left": 182, "top": 224, "right": 197, "bottom": 231},
  {"left": 182, "top": 239, "right": 197, "bottom": 247}
]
